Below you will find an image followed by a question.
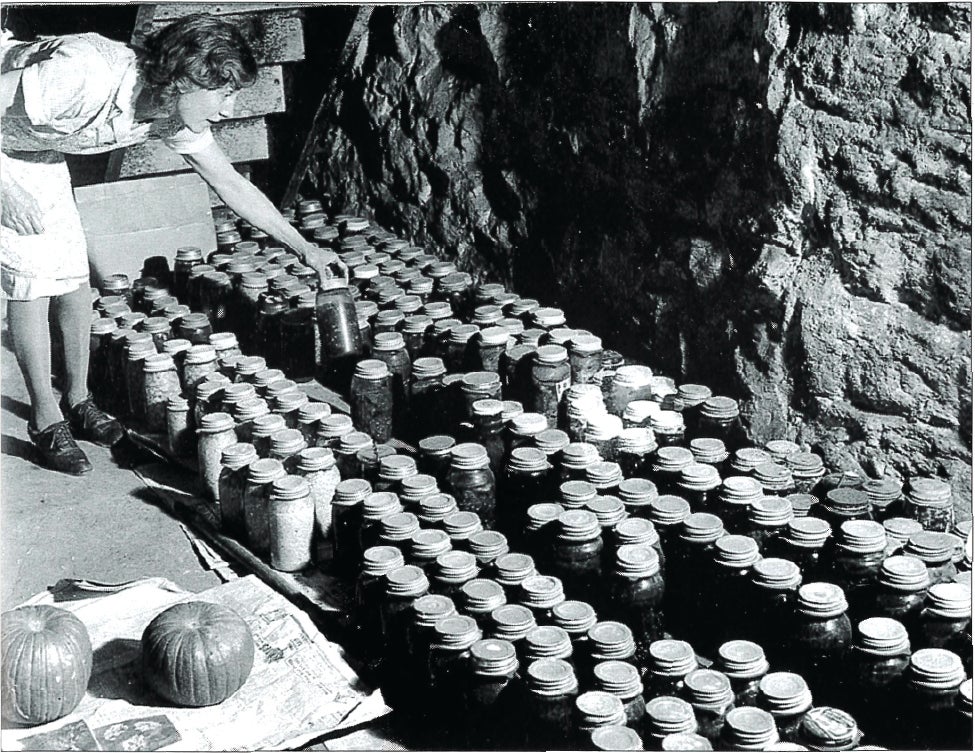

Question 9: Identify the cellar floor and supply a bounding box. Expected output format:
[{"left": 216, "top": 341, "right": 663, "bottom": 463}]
[{"left": 0, "top": 329, "right": 224, "bottom": 608}]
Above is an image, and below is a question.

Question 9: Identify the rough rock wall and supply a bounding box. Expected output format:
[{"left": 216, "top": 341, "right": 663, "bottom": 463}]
[{"left": 305, "top": 3, "right": 972, "bottom": 516}]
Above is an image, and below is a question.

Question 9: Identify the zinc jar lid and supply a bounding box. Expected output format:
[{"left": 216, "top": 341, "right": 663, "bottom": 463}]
[{"left": 717, "top": 640, "right": 770, "bottom": 679}]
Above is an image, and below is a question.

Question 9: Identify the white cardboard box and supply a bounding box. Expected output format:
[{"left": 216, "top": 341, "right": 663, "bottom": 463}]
[{"left": 74, "top": 172, "right": 216, "bottom": 287}]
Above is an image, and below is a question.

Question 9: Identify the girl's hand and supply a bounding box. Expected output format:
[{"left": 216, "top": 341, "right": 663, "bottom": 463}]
[
  {"left": 299, "top": 242, "right": 349, "bottom": 283},
  {"left": 1, "top": 178, "right": 45, "bottom": 235}
]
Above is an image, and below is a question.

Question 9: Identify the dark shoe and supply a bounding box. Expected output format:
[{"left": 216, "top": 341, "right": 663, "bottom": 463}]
[
  {"left": 62, "top": 395, "right": 125, "bottom": 447},
  {"left": 28, "top": 421, "right": 93, "bottom": 476}
]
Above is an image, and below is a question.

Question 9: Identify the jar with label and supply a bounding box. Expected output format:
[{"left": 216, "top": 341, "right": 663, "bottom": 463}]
[
  {"left": 330, "top": 478, "right": 371, "bottom": 573},
  {"left": 757, "top": 672, "right": 813, "bottom": 743},
  {"left": 745, "top": 558, "right": 802, "bottom": 663},
  {"left": 606, "top": 545, "right": 666, "bottom": 665},
  {"left": 348, "top": 359, "right": 393, "bottom": 442},
  {"left": 446, "top": 443, "right": 496, "bottom": 528},
  {"left": 704, "top": 536, "right": 762, "bottom": 652},
  {"left": 294, "top": 447, "right": 340, "bottom": 553},
  {"left": 551, "top": 510, "right": 604, "bottom": 606},
  {"left": 862, "top": 554, "right": 930, "bottom": 628},
  {"left": 902, "top": 477, "right": 954, "bottom": 533},
  {"left": 828, "top": 521, "right": 888, "bottom": 618},
  {"left": 903, "top": 530, "right": 958, "bottom": 585},
  {"left": 141, "top": 353, "right": 180, "bottom": 432},
  {"left": 463, "top": 638, "right": 523, "bottom": 750},
  {"left": 358, "top": 492, "right": 404, "bottom": 553},
  {"left": 765, "top": 517, "right": 832, "bottom": 580},
  {"left": 716, "top": 640, "right": 770, "bottom": 708},
  {"left": 417, "top": 435, "right": 457, "bottom": 487},
  {"left": 721, "top": 706, "right": 780, "bottom": 750},
  {"left": 530, "top": 345, "right": 572, "bottom": 428},
  {"left": 916, "top": 582, "right": 971, "bottom": 650},
  {"left": 783, "top": 583, "right": 852, "bottom": 699},
  {"left": 241, "top": 457, "right": 286, "bottom": 556},
  {"left": 645, "top": 697, "right": 699, "bottom": 749},
  {"left": 267, "top": 475, "right": 315, "bottom": 571},
  {"left": 694, "top": 396, "right": 748, "bottom": 452},
  {"left": 899, "top": 648, "right": 967, "bottom": 749}
]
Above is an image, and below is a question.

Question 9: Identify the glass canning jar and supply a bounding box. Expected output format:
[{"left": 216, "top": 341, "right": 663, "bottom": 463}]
[
  {"left": 267, "top": 475, "right": 315, "bottom": 572},
  {"left": 605, "top": 545, "right": 666, "bottom": 665},
  {"left": 460, "top": 371, "right": 503, "bottom": 423},
  {"left": 846, "top": 616, "right": 911, "bottom": 735},
  {"left": 782, "top": 583, "right": 852, "bottom": 699},
  {"left": 764, "top": 517, "right": 832, "bottom": 581},
  {"left": 372, "top": 331, "right": 412, "bottom": 435},
  {"left": 694, "top": 396, "right": 748, "bottom": 452},
  {"left": 551, "top": 510, "right": 604, "bottom": 606},
  {"left": 827, "top": 520, "right": 888, "bottom": 619},
  {"left": 316, "top": 279, "right": 363, "bottom": 388},
  {"left": 417, "top": 435, "right": 457, "bottom": 487},
  {"left": 471, "top": 399, "right": 506, "bottom": 477},
  {"left": 649, "top": 446, "right": 695, "bottom": 498},
  {"left": 644, "top": 697, "right": 700, "bottom": 749},
  {"left": 616, "top": 427, "right": 657, "bottom": 479},
  {"left": 902, "top": 477, "right": 955, "bottom": 533},
  {"left": 862, "top": 554, "right": 930, "bottom": 627},
  {"left": 682, "top": 669, "right": 736, "bottom": 746},
  {"left": 331, "top": 478, "right": 372, "bottom": 574},
  {"left": 744, "top": 558, "right": 802, "bottom": 664},
  {"left": 446, "top": 443, "right": 496, "bottom": 529},
  {"left": 523, "top": 658, "right": 579, "bottom": 749},
  {"left": 531, "top": 345, "right": 572, "bottom": 428},
  {"left": 142, "top": 353, "right": 181, "bottom": 433},
  {"left": 716, "top": 640, "right": 770, "bottom": 709},
  {"left": 241, "top": 457, "right": 287, "bottom": 557},
  {"left": 217, "top": 443, "right": 258, "bottom": 538},
  {"left": 350, "top": 359, "right": 394, "bottom": 443},
  {"left": 756, "top": 672, "right": 813, "bottom": 743},
  {"left": 592, "top": 660, "right": 646, "bottom": 732}
]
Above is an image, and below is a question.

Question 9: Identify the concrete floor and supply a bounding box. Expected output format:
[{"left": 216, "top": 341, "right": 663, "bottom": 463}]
[{"left": 1, "top": 329, "right": 223, "bottom": 608}]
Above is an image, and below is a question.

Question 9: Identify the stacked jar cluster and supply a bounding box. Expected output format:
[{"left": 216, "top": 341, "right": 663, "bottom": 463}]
[{"left": 86, "top": 202, "right": 972, "bottom": 751}]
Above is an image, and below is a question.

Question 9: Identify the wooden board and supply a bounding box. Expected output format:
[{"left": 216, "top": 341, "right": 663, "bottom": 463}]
[
  {"left": 148, "top": 3, "right": 315, "bottom": 21},
  {"left": 134, "top": 9, "right": 306, "bottom": 65},
  {"left": 113, "top": 117, "right": 270, "bottom": 178},
  {"left": 235, "top": 65, "right": 287, "bottom": 118}
]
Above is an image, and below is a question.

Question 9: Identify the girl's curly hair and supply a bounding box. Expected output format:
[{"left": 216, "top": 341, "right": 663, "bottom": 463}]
[{"left": 138, "top": 14, "right": 258, "bottom": 103}]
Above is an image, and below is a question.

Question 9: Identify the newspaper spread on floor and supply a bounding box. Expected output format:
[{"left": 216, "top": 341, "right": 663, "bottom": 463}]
[{"left": 1, "top": 575, "right": 389, "bottom": 751}]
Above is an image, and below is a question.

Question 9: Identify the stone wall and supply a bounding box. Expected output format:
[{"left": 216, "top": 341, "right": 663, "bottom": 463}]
[{"left": 303, "top": 3, "right": 972, "bottom": 516}]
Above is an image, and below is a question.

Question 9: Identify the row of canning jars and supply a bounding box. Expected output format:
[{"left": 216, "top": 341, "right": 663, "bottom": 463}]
[{"left": 331, "top": 467, "right": 970, "bottom": 751}]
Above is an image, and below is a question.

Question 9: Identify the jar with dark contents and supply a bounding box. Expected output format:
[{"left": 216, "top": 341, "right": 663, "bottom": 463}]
[
  {"left": 407, "top": 528, "right": 453, "bottom": 575},
  {"left": 903, "top": 530, "right": 958, "bottom": 586},
  {"left": 764, "top": 517, "right": 832, "bottom": 581},
  {"left": 471, "top": 399, "right": 506, "bottom": 477},
  {"left": 644, "top": 696, "right": 700, "bottom": 749},
  {"left": 898, "top": 648, "right": 967, "bottom": 749},
  {"left": 583, "top": 413, "right": 623, "bottom": 463},
  {"left": 782, "top": 583, "right": 852, "bottom": 700},
  {"left": 690, "top": 437, "right": 730, "bottom": 476},
  {"left": 371, "top": 331, "right": 411, "bottom": 434},
  {"left": 460, "top": 371, "right": 503, "bottom": 424},
  {"left": 682, "top": 669, "right": 737, "bottom": 747},
  {"left": 217, "top": 443, "right": 258, "bottom": 538},
  {"left": 714, "top": 476, "right": 764, "bottom": 535},
  {"left": 644, "top": 638, "right": 699, "bottom": 700},
  {"left": 463, "top": 638, "right": 523, "bottom": 750},
  {"left": 572, "top": 690, "right": 627, "bottom": 746},
  {"left": 744, "top": 497, "right": 795, "bottom": 552},
  {"left": 846, "top": 617, "right": 911, "bottom": 735},
  {"left": 606, "top": 545, "right": 666, "bottom": 665},
  {"left": 615, "top": 428, "right": 656, "bottom": 479},
  {"left": 694, "top": 396, "right": 748, "bottom": 452},
  {"left": 667, "top": 513, "right": 726, "bottom": 638},
  {"left": 378, "top": 565, "right": 431, "bottom": 685},
  {"left": 436, "top": 271, "right": 474, "bottom": 321},
  {"left": 862, "top": 477, "right": 904, "bottom": 521},
  {"left": 498, "top": 447, "right": 553, "bottom": 539},
  {"left": 500, "top": 344, "right": 536, "bottom": 406},
  {"left": 828, "top": 521, "right": 888, "bottom": 619},
  {"left": 489, "top": 554, "right": 538, "bottom": 604},
  {"left": 721, "top": 706, "right": 780, "bottom": 750},
  {"left": 100, "top": 273, "right": 133, "bottom": 307},
  {"left": 446, "top": 443, "right": 496, "bottom": 528},
  {"left": 786, "top": 452, "right": 827, "bottom": 497},
  {"left": 915, "top": 582, "right": 971, "bottom": 650},
  {"left": 402, "top": 314, "right": 433, "bottom": 361},
  {"left": 459, "top": 579, "right": 508, "bottom": 632},
  {"left": 350, "top": 359, "right": 393, "bottom": 443},
  {"left": 703, "top": 535, "right": 762, "bottom": 653},
  {"left": 744, "top": 558, "right": 802, "bottom": 664},
  {"left": 518, "top": 574, "right": 567, "bottom": 625},
  {"left": 334, "top": 430, "right": 374, "bottom": 479},
  {"left": 446, "top": 323, "right": 480, "bottom": 373},
  {"left": 716, "top": 640, "right": 770, "bottom": 709},
  {"left": 812, "top": 487, "right": 873, "bottom": 530},
  {"left": 88, "top": 318, "right": 118, "bottom": 409},
  {"left": 551, "top": 510, "right": 604, "bottom": 606},
  {"left": 523, "top": 503, "right": 564, "bottom": 571},
  {"left": 757, "top": 672, "right": 813, "bottom": 743},
  {"left": 358, "top": 492, "right": 404, "bottom": 553},
  {"left": 417, "top": 435, "right": 457, "bottom": 487},
  {"left": 648, "top": 446, "right": 695, "bottom": 498},
  {"left": 375, "top": 454, "right": 418, "bottom": 494},
  {"left": 795, "top": 707, "right": 862, "bottom": 752},
  {"left": 443, "top": 510, "right": 485, "bottom": 552},
  {"left": 430, "top": 550, "right": 479, "bottom": 600},
  {"left": 278, "top": 307, "right": 317, "bottom": 383},
  {"left": 530, "top": 345, "right": 572, "bottom": 428},
  {"left": 331, "top": 478, "right": 372, "bottom": 574},
  {"left": 377, "top": 511, "right": 422, "bottom": 559},
  {"left": 316, "top": 278, "right": 363, "bottom": 390},
  {"left": 863, "top": 554, "right": 930, "bottom": 627},
  {"left": 592, "top": 660, "right": 645, "bottom": 732},
  {"left": 409, "top": 358, "right": 447, "bottom": 442},
  {"left": 647, "top": 495, "right": 692, "bottom": 563},
  {"left": 523, "top": 658, "right": 580, "bottom": 750},
  {"left": 677, "top": 462, "right": 723, "bottom": 515},
  {"left": 476, "top": 326, "right": 508, "bottom": 374}
]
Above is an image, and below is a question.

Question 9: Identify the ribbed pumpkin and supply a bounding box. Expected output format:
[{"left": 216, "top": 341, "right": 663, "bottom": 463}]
[
  {"left": 1, "top": 605, "right": 93, "bottom": 725},
  {"left": 141, "top": 601, "right": 255, "bottom": 707}
]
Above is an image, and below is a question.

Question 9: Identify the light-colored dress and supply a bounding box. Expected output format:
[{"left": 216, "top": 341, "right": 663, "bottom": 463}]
[{"left": 1, "top": 32, "right": 214, "bottom": 301}]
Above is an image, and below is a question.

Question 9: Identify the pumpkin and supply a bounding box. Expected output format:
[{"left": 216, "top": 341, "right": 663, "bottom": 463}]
[
  {"left": 141, "top": 601, "right": 255, "bottom": 707},
  {"left": 1, "top": 605, "right": 93, "bottom": 725}
]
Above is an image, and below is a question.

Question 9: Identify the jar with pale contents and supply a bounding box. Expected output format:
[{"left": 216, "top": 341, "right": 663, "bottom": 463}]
[{"left": 268, "top": 475, "right": 315, "bottom": 571}]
